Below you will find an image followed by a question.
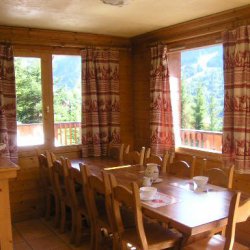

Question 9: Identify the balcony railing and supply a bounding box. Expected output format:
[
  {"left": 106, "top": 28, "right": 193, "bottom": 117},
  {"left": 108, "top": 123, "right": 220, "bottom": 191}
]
[
  {"left": 180, "top": 129, "right": 222, "bottom": 152},
  {"left": 17, "top": 123, "right": 222, "bottom": 151},
  {"left": 17, "top": 122, "right": 81, "bottom": 146}
]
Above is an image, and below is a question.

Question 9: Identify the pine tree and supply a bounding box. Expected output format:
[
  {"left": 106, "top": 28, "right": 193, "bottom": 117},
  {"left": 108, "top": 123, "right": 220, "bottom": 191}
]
[
  {"left": 192, "top": 83, "right": 206, "bottom": 130},
  {"left": 181, "top": 80, "right": 193, "bottom": 129}
]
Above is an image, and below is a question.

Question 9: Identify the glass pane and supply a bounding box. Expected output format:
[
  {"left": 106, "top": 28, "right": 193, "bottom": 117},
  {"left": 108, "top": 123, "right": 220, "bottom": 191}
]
[
  {"left": 180, "top": 45, "right": 224, "bottom": 152},
  {"left": 14, "top": 57, "right": 44, "bottom": 146},
  {"left": 52, "top": 55, "right": 82, "bottom": 146}
]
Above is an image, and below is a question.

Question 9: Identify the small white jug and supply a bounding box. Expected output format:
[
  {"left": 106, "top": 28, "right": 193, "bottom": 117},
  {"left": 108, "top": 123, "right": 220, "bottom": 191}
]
[
  {"left": 145, "top": 163, "right": 159, "bottom": 182},
  {"left": 142, "top": 176, "right": 153, "bottom": 187}
]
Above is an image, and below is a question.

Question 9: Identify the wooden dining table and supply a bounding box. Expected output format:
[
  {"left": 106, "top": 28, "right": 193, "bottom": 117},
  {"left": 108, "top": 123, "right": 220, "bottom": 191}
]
[{"left": 71, "top": 157, "right": 234, "bottom": 244}]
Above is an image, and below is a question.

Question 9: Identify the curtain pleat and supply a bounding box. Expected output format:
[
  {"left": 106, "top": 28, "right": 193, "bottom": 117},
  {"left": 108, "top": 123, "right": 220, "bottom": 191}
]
[
  {"left": 0, "top": 43, "right": 17, "bottom": 162},
  {"left": 222, "top": 25, "right": 250, "bottom": 172},
  {"left": 150, "top": 45, "right": 174, "bottom": 155},
  {"left": 81, "top": 48, "right": 120, "bottom": 157}
]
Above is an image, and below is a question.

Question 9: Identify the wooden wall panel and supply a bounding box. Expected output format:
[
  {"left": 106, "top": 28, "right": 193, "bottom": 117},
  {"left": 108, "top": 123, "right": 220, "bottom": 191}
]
[
  {"left": 131, "top": 6, "right": 250, "bottom": 246},
  {"left": 132, "top": 48, "right": 151, "bottom": 150},
  {"left": 4, "top": 26, "right": 133, "bottom": 222}
]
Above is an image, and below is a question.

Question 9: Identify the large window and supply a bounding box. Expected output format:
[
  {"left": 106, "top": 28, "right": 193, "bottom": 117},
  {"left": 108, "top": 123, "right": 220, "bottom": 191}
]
[
  {"left": 180, "top": 45, "right": 224, "bottom": 152},
  {"left": 15, "top": 57, "right": 44, "bottom": 146},
  {"left": 14, "top": 52, "right": 82, "bottom": 148},
  {"left": 52, "top": 55, "right": 82, "bottom": 146}
]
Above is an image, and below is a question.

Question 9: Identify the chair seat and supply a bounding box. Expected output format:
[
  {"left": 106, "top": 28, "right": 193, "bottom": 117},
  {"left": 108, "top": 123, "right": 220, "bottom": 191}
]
[
  {"left": 122, "top": 222, "right": 181, "bottom": 249},
  {"left": 184, "top": 234, "right": 249, "bottom": 250}
]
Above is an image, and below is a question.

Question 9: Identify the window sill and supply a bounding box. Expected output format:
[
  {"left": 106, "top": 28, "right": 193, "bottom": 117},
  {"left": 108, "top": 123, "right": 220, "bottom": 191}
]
[{"left": 175, "top": 146, "right": 222, "bottom": 161}]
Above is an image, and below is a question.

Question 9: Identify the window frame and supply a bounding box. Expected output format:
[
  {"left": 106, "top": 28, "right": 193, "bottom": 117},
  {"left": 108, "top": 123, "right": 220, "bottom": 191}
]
[
  {"left": 168, "top": 42, "right": 224, "bottom": 158},
  {"left": 14, "top": 47, "right": 82, "bottom": 151}
]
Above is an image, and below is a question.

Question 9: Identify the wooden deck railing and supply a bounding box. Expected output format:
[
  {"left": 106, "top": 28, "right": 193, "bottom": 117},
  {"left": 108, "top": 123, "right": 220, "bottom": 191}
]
[
  {"left": 17, "top": 122, "right": 81, "bottom": 146},
  {"left": 180, "top": 129, "right": 222, "bottom": 152},
  {"left": 17, "top": 123, "right": 222, "bottom": 150},
  {"left": 54, "top": 122, "right": 81, "bottom": 146}
]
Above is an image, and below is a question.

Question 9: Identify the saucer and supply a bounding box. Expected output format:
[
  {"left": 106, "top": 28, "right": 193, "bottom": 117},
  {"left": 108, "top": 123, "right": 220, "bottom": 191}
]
[
  {"left": 153, "top": 178, "right": 163, "bottom": 184},
  {"left": 140, "top": 194, "right": 155, "bottom": 201}
]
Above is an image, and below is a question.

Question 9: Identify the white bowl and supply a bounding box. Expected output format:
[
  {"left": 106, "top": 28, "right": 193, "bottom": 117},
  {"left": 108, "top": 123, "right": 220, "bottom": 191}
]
[
  {"left": 193, "top": 176, "right": 209, "bottom": 188},
  {"left": 140, "top": 187, "right": 157, "bottom": 200}
]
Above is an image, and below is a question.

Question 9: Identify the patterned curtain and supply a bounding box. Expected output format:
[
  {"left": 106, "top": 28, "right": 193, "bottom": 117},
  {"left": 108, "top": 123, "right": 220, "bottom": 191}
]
[
  {"left": 0, "top": 43, "right": 17, "bottom": 162},
  {"left": 150, "top": 45, "right": 174, "bottom": 155},
  {"left": 222, "top": 25, "right": 250, "bottom": 172},
  {"left": 81, "top": 48, "right": 120, "bottom": 157}
]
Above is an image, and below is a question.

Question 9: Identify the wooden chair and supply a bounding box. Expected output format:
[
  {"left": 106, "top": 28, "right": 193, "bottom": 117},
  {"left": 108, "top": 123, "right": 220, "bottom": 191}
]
[
  {"left": 168, "top": 155, "right": 196, "bottom": 179},
  {"left": 64, "top": 158, "right": 89, "bottom": 246},
  {"left": 202, "top": 159, "right": 234, "bottom": 188},
  {"left": 123, "top": 146, "right": 145, "bottom": 165},
  {"left": 80, "top": 163, "right": 95, "bottom": 250},
  {"left": 184, "top": 192, "right": 250, "bottom": 250},
  {"left": 107, "top": 142, "right": 125, "bottom": 162},
  {"left": 109, "top": 174, "right": 181, "bottom": 250},
  {"left": 53, "top": 157, "right": 74, "bottom": 233},
  {"left": 80, "top": 163, "right": 117, "bottom": 250},
  {"left": 44, "top": 151, "right": 61, "bottom": 227},
  {"left": 37, "top": 153, "right": 55, "bottom": 220},
  {"left": 145, "top": 150, "right": 174, "bottom": 174}
]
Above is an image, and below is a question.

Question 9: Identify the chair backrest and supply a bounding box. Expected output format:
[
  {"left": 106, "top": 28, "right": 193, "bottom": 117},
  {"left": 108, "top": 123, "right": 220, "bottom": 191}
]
[
  {"left": 64, "top": 158, "right": 82, "bottom": 209},
  {"left": 53, "top": 157, "right": 67, "bottom": 199},
  {"left": 145, "top": 148, "right": 151, "bottom": 159},
  {"left": 89, "top": 171, "right": 114, "bottom": 229},
  {"left": 107, "top": 143, "right": 125, "bottom": 162},
  {"left": 144, "top": 150, "right": 174, "bottom": 174},
  {"left": 168, "top": 155, "right": 196, "bottom": 178},
  {"left": 80, "top": 163, "right": 114, "bottom": 231},
  {"left": 224, "top": 192, "right": 250, "bottom": 250},
  {"left": 124, "top": 144, "right": 130, "bottom": 154},
  {"left": 202, "top": 159, "right": 234, "bottom": 188},
  {"left": 123, "top": 147, "right": 145, "bottom": 165},
  {"left": 38, "top": 154, "right": 53, "bottom": 188},
  {"left": 79, "top": 163, "right": 93, "bottom": 222},
  {"left": 109, "top": 174, "right": 147, "bottom": 249}
]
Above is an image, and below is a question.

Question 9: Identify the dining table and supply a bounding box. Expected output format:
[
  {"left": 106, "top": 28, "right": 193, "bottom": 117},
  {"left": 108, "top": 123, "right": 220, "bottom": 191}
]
[{"left": 71, "top": 156, "right": 235, "bottom": 245}]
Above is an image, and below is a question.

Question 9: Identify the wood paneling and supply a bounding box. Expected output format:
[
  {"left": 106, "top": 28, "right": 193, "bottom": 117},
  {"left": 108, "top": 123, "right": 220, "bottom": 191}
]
[
  {"left": 4, "top": 26, "right": 133, "bottom": 222},
  {"left": 131, "top": 6, "right": 250, "bottom": 246},
  {"left": 131, "top": 5, "right": 250, "bottom": 48},
  {"left": 0, "top": 26, "right": 130, "bottom": 48},
  {"left": 2, "top": 4, "right": 250, "bottom": 246},
  {"left": 132, "top": 46, "right": 150, "bottom": 150}
]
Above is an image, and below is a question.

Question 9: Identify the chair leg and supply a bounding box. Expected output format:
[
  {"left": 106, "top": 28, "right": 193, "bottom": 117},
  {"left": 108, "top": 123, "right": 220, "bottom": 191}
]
[
  {"left": 70, "top": 211, "right": 76, "bottom": 244},
  {"left": 60, "top": 201, "right": 66, "bottom": 233},
  {"left": 94, "top": 226, "right": 101, "bottom": 250},
  {"left": 112, "top": 232, "right": 119, "bottom": 250},
  {"left": 54, "top": 196, "right": 60, "bottom": 228},
  {"left": 45, "top": 192, "right": 51, "bottom": 220},
  {"left": 121, "top": 240, "right": 127, "bottom": 250},
  {"left": 74, "top": 213, "right": 82, "bottom": 246},
  {"left": 90, "top": 223, "right": 95, "bottom": 250}
]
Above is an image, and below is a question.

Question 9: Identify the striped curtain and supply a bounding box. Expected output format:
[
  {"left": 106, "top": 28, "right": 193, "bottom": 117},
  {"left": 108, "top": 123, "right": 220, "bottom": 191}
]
[
  {"left": 150, "top": 45, "right": 174, "bottom": 155},
  {"left": 222, "top": 25, "right": 250, "bottom": 172},
  {"left": 0, "top": 43, "right": 17, "bottom": 162},
  {"left": 81, "top": 48, "right": 120, "bottom": 157}
]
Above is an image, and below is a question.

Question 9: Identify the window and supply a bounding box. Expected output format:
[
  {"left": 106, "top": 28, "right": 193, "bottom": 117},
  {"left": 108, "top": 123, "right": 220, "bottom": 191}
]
[
  {"left": 52, "top": 55, "right": 82, "bottom": 146},
  {"left": 180, "top": 45, "right": 224, "bottom": 152},
  {"left": 15, "top": 57, "right": 44, "bottom": 146},
  {"left": 14, "top": 52, "right": 82, "bottom": 148}
]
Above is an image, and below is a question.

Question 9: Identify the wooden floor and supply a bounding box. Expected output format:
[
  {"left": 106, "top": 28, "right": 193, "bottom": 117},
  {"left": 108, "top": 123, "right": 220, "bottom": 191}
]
[{"left": 13, "top": 219, "right": 91, "bottom": 250}]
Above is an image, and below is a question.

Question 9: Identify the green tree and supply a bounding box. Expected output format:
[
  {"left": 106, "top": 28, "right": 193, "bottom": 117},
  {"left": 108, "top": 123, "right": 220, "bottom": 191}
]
[
  {"left": 208, "top": 96, "right": 221, "bottom": 131},
  {"left": 53, "top": 84, "right": 81, "bottom": 122},
  {"left": 15, "top": 58, "right": 42, "bottom": 124},
  {"left": 181, "top": 80, "right": 193, "bottom": 129},
  {"left": 192, "top": 83, "right": 206, "bottom": 130}
]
